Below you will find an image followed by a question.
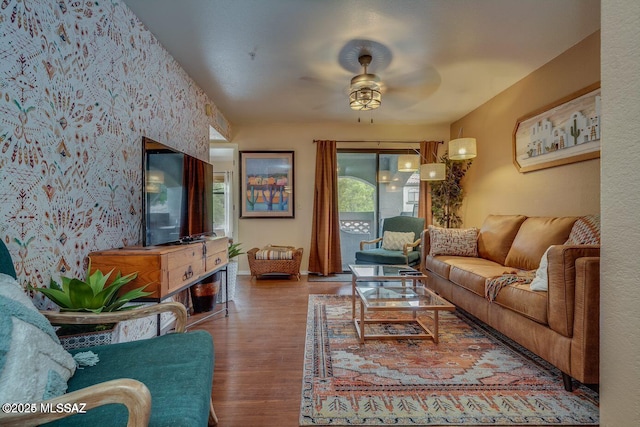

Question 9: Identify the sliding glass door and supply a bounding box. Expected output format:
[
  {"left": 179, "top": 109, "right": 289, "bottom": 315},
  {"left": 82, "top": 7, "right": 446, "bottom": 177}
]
[{"left": 337, "top": 151, "right": 419, "bottom": 271}]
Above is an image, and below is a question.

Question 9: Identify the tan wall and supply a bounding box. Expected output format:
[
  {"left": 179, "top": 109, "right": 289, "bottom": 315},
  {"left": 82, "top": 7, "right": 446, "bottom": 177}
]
[
  {"left": 451, "top": 31, "right": 601, "bottom": 227},
  {"left": 231, "top": 122, "right": 449, "bottom": 273},
  {"left": 601, "top": 0, "right": 640, "bottom": 423}
]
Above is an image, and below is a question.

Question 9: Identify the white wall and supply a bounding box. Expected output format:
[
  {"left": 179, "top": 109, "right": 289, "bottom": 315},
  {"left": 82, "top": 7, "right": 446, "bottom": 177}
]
[
  {"left": 231, "top": 121, "right": 449, "bottom": 274},
  {"left": 600, "top": 0, "right": 640, "bottom": 424}
]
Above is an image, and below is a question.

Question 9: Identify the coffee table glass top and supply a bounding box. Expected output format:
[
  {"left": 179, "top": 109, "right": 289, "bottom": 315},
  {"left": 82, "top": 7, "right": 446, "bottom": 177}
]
[
  {"left": 356, "top": 285, "right": 454, "bottom": 310},
  {"left": 349, "top": 264, "right": 425, "bottom": 280}
]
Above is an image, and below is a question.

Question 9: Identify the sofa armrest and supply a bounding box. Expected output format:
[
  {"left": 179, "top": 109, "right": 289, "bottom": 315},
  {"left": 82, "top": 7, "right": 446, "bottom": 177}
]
[
  {"left": 42, "top": 301, "right": 188, "bottom": 333},
  {"left": 546, "top": 245, "right": 600, "bottom": 338},
  {"left": 0, "top": 378, "right": 151, "bottom": 427},
  {"left": 419, "top": 230, "right": 430, "bottom": 273},
  {"left": 571, "top": 256, "right": 600, "bottom": 383},
  {"left": 360, "top": 237, "right": 382, "bottom": 251}
]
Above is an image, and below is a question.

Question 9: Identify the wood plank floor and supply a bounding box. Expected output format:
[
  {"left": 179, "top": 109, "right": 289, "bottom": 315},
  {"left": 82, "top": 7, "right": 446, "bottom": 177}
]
[{"left": 190, "top": 275, "right": 351, "bottom": 427}]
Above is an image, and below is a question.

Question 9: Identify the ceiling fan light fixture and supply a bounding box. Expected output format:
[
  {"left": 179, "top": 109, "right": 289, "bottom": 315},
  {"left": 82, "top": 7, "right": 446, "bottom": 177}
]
[{"left": 349, "top": 54, "right": 382, "bottom": 111}]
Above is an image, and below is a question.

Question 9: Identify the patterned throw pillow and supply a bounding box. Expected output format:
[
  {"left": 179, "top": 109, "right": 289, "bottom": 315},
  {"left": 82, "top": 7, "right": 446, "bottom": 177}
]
[
  {"left": 381, "top": 231, "right": 415, "bottom": 251},
  {"left": 565, "top": 215, "right": 600, "bottom": 245},
  {"left": 429, "top": 225, "right": 479, "bottom": 257}
]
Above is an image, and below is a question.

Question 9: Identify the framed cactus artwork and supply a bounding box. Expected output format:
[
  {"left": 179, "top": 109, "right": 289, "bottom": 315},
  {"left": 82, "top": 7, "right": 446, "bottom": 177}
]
[
  {"left": 240, "top": 151, "right": 295, "bottom": 218},
  {"left": 513, "top": 82, "right": 601, "bottom": 173}
]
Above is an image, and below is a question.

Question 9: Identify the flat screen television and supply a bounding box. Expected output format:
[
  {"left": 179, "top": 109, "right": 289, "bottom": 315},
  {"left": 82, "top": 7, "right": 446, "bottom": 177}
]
[{"left": 142, "top": 137, "right": 214, "bottom": 246}]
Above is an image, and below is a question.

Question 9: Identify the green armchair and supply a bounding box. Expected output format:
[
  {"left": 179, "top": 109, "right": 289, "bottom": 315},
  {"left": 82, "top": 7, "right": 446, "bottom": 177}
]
[
  {"left": 0, "top": 239, "right": 217, "bottom": 426},
  {"left": 354, "top": 216, "right": 425, "bottom": 267}
]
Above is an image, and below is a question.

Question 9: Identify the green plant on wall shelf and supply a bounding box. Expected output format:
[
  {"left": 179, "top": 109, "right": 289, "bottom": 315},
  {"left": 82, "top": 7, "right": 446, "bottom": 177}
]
[{"left": 429, "top": 153, "right": 473, "bottom": 228}]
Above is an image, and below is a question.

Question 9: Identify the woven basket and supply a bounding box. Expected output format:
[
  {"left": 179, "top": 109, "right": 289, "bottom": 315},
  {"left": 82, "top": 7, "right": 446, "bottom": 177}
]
[{"left": 247, "top": 247, "right": 303, "bottom": 280}]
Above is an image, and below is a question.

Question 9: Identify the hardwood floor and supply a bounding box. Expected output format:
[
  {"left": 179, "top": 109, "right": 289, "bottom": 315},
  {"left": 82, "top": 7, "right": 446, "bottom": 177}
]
[{"left": 190, "top": 275, "right": 351, "bottom": 427}]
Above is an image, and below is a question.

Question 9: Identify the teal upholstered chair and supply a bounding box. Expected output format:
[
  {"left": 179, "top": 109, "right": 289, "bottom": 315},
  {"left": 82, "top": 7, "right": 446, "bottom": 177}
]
[
  {"left": 354, "top": 216, "right": 425, "bottom": 267},
  {"left": 0, "top": 240, "right": 218, "bottom": 426}
]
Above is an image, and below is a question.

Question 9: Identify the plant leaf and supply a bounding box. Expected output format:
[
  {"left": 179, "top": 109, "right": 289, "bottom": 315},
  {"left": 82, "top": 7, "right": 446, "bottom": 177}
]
[
  {"left": 28, "top": 284, "right": 73, "bottom": 309},
  {"left": 68, "top": 278, "right": 101, "bottom": 310}
]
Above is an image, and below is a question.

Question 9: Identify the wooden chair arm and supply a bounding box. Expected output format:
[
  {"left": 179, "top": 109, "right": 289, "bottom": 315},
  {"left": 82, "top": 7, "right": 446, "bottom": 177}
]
[
  {"left": 360, "top": 237, "right": 383, "bottom": 251},
  {"left": 0, "top": 378, "right": 151, "bottom": 427},
  {"left": 403, "top": 238, "right": 422, "bottom": 255},
  {"left": 42, "top": 301, "right": 188, "bottom": 333}
]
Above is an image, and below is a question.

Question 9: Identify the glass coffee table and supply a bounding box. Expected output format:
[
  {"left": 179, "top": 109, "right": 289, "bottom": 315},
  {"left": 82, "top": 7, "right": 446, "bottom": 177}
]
[
  {"left": 349, "top": 264, "right": 455, "bottom": 344},
  {"left": 349, "top": 264, "right": 428, "bottom": 317}
]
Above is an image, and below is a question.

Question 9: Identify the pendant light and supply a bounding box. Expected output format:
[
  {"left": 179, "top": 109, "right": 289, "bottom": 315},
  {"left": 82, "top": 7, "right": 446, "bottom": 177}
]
[{"left": 449, "top": 129, "right": 477, "bottom": 160}]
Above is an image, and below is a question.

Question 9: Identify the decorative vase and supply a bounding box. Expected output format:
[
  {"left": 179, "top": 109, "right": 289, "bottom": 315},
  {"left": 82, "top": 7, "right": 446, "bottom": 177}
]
[
  {"left": 190, "top": 274, "right": 220, "bottom": 313},
  {"left": 218, "top": 260, "right": 238, "bottom": 302}
]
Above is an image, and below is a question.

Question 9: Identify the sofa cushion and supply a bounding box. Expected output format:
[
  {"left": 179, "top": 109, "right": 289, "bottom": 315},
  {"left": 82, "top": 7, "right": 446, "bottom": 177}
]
[
  {"left": 493, "top": 282, "right": 548, "bottom": 325},
  {"left": 504, "top": 216, "right": 577, "bottom": 271},
  {"left": 428, "top": 226, "right": 478, "bottom": 257},
  {"left": 565, "top": 215, "right": 600, "bottom": 245},
  {"left": 0, "top": 274, "right": 76, "bottom": 404},
  {"left": 447, "top": 258, "right": 516, "bottom": 297},
  {"left": 47, "top": 330, "right": 213, "bottom": 427},
  {"left": 381, "top": 231, "right": 415, "bottom": 251},
  {"left": 529, "top": 247, "right": 552, "bottom": 291},
  {"left": 477, "top": 215, "right": 527, "bottom": 265},
  {"left": 424, "top": 256, "right": 453, "bottom": 279}
]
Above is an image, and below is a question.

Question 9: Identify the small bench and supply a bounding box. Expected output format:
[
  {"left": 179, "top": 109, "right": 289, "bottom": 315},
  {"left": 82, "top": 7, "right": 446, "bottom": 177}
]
[{"left": 247, "top": 246, "right": 303, "bottom": 280}]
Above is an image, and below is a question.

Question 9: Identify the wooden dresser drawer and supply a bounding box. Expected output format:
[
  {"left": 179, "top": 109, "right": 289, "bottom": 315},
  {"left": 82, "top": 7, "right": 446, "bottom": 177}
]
[{"left": 88, "top": 236, "right": 229, "bottom": 301}]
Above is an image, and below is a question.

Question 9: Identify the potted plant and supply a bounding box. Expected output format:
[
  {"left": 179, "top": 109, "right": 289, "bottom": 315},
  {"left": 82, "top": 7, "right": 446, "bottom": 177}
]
[
  {"left": 223, "top": 241, "right": 244, "bottom": 302},
  {"left": 29, "top": 263, "right": 151, "bottom": 349},
  {"left": 429, "top": 153, "right": 473, "bottom": 228}
]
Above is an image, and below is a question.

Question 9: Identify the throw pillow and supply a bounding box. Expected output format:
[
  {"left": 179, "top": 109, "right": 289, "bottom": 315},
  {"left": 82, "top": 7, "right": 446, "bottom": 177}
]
[
  {"left": 565, "top": 215, "right": 601, "bottom": 245},
  {"left": 0, "top": 273, "right": 76, "bottom": 403},
  {"left": 381, "top": 231, "right": 415, "bottom": 251},
  {"left": 429, "top": 225, "right": 479, "bottom": 257},
  {"left": 530, "top": 247, "right": 551, "bottom": 292}
]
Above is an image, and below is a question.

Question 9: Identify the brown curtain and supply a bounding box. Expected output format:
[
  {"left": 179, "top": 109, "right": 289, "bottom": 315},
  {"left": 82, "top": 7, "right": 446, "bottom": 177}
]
[
  {"left": 182, "top": 156, "right": 211, "bottom": 237},
  {"left": 308, "top": 140, "right": 343, "bottom": 275},
  {"left": 417, "top": 140, "right": 441, "bottom": 226}
]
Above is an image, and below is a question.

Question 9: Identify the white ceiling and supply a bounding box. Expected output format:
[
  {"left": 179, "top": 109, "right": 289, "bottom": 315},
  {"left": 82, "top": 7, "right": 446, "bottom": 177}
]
[{"left": 123, "top": 0, "right": 600, "bottom": 128}]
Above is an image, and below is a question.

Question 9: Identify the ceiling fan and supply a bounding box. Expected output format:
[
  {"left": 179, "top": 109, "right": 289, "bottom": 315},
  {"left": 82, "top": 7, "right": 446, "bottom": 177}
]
[{"left": 348, "top": 54, "right": 382, "bottom": 111}]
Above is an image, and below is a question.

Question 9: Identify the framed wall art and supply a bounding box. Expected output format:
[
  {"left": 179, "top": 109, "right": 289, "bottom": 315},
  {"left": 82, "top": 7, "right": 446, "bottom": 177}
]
[
  {"left": 240, "top": 151, "right": 294, "bottom": 218},
  {"left": 513, "top": 82, "right": 601, "bottom": 173}
]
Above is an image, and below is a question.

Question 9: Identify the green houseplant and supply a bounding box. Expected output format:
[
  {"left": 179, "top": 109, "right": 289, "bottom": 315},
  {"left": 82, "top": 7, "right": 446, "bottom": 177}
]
[
  {"left": 29, "top": 263, "right": 151, "bottom": 338},
  {"left": 429, "top": 153, "right": 473, "bottom": 228},
  {"left": 225, "top": 241, "right": 244, "bottom": 302}
]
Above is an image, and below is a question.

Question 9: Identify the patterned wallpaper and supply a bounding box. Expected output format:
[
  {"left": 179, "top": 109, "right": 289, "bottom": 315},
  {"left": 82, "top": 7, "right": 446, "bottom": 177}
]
[{"left": 0, "top": 0, "right": 231, "bottom": 307}]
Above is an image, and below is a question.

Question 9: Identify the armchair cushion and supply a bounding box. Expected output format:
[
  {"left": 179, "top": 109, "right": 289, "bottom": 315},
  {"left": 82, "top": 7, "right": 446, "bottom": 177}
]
[
  {"left": 0, "top": 273, "right": 76, "bottom": 404},
  {"left": 46, "top": 330, "right": 213, "bottom": 427},
  {"left": 381, "top": 231, "right": 415, "bottom": 251},
  {"left": 354, "top": 248, "right": 421, "bottom": 266}
]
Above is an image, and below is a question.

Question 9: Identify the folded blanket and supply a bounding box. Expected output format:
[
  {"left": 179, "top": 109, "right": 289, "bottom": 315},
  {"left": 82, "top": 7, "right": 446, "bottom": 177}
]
[{"left": 485, "top": 271, "right": 535, "bottom": 302}]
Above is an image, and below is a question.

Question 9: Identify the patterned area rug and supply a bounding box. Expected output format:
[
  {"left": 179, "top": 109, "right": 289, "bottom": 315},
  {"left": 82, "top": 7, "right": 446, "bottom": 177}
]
[{"left": 300, "top": 295, "right": 599, "bottom": 426}]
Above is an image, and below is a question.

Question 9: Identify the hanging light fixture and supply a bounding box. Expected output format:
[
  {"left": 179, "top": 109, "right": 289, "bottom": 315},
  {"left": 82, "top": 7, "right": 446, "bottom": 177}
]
[
  {"left": 420, "top": 141, "right": 445, "bottom": 181},
  {"left": 397, "top": 154, "right": 419, "bottom": 172},
  {"left": 420, "top": 163, "right": 445, "bottom": 181},
  {"left": 449, "top": 129, "right": 477, "bottom": 160},
  {"left": 349, "top": 54, "right": 382, "bottom": 111},
  {"left": 377, "top": 157, "right": 391, "bottom": 183}
]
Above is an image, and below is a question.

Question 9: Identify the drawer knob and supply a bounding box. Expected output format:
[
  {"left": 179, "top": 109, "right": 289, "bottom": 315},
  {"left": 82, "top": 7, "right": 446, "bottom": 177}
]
[
  {"left": 183, "top": 265, "right": 194, "bottom": 281},
  {"left": 215, "top": 257, "right": 222, "bottom": 265}
]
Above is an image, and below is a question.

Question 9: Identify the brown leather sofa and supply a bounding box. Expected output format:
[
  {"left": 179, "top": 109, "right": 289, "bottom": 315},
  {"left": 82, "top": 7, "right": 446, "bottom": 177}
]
[{"left": 420, "top": 215, "right": 600, "bottom": 390}]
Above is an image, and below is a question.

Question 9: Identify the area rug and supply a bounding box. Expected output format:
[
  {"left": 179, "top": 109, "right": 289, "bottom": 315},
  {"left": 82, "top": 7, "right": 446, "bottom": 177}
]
[
  {"left": 308, "top": 274, "right": 352, "bottom": 283},
  {"left": 300, "top": 295, "right": 599, "bottom": 426}
]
